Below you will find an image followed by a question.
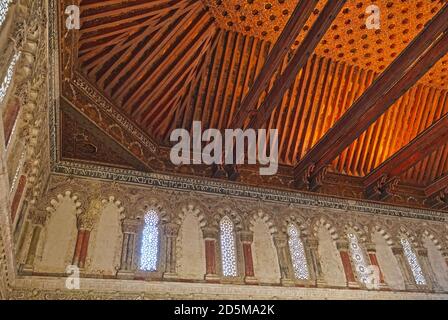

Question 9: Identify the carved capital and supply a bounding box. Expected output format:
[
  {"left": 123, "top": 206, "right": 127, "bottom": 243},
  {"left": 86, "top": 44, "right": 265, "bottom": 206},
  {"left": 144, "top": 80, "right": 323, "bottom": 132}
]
[
  {"left": 202, "top": 227, "right": 219, "bottom": 240},
  {"left": 335, "top": 239, "right": 349, "bottom": 251},
  {"left": 306, "top": 238, "right": 319, "bottom": 249},
  {"left": 417, "top": 248, "right": 428, "bottom": 257},
  {"left": 273, "top": 235, "right": 288, "bottom": 248},
  {"left": 122, "top": 219, "right": 140, "bottom": 234},
  {"left": 441, "top": 249, "right": 448, "bottom": 258},
  {"left": 238, "top": 231, "right": 253, "bottom": 243},
  {"left": 364, "top": 242, "right": 377, "bottom": 253},
  {"left": 163, "top": 223, "right": 179, "bottom": 238},
  {"left": 391, "top": 246, "right": 404, "bottom": 256},
  {"left": 77, "top": 214, "right": 95, "bottom": 231},
  {"left": 29, "top": 210, "right": 46, "bottom": 226},
  {"left": 76, "top": 198, "right": 102, "bottom": 231}
]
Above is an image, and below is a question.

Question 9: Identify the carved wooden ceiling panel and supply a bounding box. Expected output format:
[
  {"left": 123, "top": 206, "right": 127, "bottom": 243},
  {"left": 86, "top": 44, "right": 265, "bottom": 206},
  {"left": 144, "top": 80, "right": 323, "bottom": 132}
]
[
  {"left": 401, "top": 142, "right": 448, "bottom": 186},
  {"left": 60, "top": 100, "right": 146, "bottom": 171},
  {"left": 78, "top": 0, "right": 217, "bottom": 132},
  {"left": 204, "top": 0, "right": 448, "bottom": 89},
  {"left": 58, "top": 0, "right": 448, "bottom": 206}
]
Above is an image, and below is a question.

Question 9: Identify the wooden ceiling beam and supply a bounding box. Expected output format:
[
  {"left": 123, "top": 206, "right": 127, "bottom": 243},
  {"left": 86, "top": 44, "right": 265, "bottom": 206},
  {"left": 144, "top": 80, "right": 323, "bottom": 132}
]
[
  {"left": 424, "top": 173, "right": 448, "bottom": 210},
  {"left": 425, "top": 172, "right": 448, "bottom": 196},
  {"left": 363, "top": 113, "right": 448, "bottom": 200},
  {"left": 294, "top": 4, "right": 448, "bottom": 190},
  {"left": 229, "top": 0, "right": 319, "bottom": 129},
  {"left": 245, "top": 0, "right": 348, "bottom": 130},
  {"left": 220, "top": 0, "right": 345, "bottom": 182}
]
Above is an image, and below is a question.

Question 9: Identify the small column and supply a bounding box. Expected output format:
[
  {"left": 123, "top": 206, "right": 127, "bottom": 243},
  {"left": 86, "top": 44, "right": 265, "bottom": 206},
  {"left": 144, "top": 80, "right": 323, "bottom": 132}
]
[
  {"left": 391, "top": 246, "right": 418, "bottom": 291},
  {"left": 442, "top": 250, "right": 448, "bottom": 269},
  {"left": 365, "top": 242, "right": 387, "bottom": 289},
  {"left": 72, "top": 215, "right": 94, "bottom": 269},
  {"left": 73, "top": 199, "right": 101, "bottom": 268},
  {"left": 273, "top": 235, "right": 294, "bottom": 286},
  {"left": 239, "top": 231, "right": 257, "bottom": 284},
  {"left": 336, "top": 239, "right": 358, "bottom": 288},
  {"left": 72, "top": 229, "right": 85, "bottom": 266},
  {"left": 202, "top": 227, "right": 220, "bottom": 282},
  {"left": 117, "top": 218, "right": 139, "bottom": 279},
  {"left": 79, "top": 230, "right": 91, "bottom": 268},
  {"left": 163, "top": 223, "right": 179, "bottom": 279},
  {"left": 20, "top": 212, "right": 46, "bottom": 274},
  {"left": 306, "top": 237, "right": 326, "bottom": 287},
  {"left": 21, "top": 225, "right": 42, "bottom": 274},
  {"left": 416, "top": 247, "right": 441, "bottom": 292}
]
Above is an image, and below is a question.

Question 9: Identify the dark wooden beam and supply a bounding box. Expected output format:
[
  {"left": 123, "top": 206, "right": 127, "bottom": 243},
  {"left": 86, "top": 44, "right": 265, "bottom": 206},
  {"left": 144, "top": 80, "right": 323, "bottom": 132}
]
[
  {"left": 294, "top": 4, "right": 448, "bottom": 190},
  {"left": 425, "top": 172, "right": 448, "bottom": 197},
  {"left": 230, "top": 0, "right": 319, "bottom": 129},
  {"left": 245, "top": 0, "right": 348, "bottom": 130},
  {"left": 424, "top": 171, "right": 448, "bottom": 210},
  {"left": 363, "top": 113, "right": 448, "bottom": 200},
  {"left": 424, "top": 187, "right": 448, "bottom": 210}
]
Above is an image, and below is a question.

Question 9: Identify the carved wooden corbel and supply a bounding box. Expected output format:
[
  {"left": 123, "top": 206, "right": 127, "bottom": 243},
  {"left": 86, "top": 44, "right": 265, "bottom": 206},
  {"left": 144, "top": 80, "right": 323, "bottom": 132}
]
[
  {"left": 424, "top": 187, "right": 448, "bottom": 210},
  {"left": 211, "top": 164, "right": 226, "bottom": 179},
  {"left": 365, "top": 174, "right": 400, "bottom": 201},
  {"left": 295, "top": 163, "right": 328, "bottom": 191}
]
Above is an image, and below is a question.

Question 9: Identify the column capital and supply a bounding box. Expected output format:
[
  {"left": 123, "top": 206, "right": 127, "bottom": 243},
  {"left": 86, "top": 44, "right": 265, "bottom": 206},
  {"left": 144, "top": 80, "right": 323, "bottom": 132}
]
[
  {"left": 78, "top": 198, "right": 102, "bottom": 230},
  {"left": 77, "top": 215, "right": 95, "bottom": 231},
  {"left": 441, "top": 249, "right": 448, "bottom": 258},
  {"left": 238, "top": 230, "right": 253, "bottom": 243},
  {"left": 29, "top": 210, "right": 46, "bottom": 226},
  {"left": 202, "top": 227, "right": 219, "bottom": 240},
  {"left": 122, "top": 218, "right": 140, "bottom": 234},
  {"left": 273, "top": 235, "right": 288, "bottom": 248},
  {"left": 416, "top": 247, "right": 428, "bottom": 257},
  {"left": 163, "top": 222, "right": 179, "bottom": 238},
  {"left": 364, "top": 242, "right": 377, "bottom": 253},
  {"left": 305, "top": 237, "right": 319, "bottom": 249},
  {"left": 391, "top": 246, "right": 404, "bottom": 256},
  {"left": 335, "top": 239, "right": 349, "bottom": 251}
]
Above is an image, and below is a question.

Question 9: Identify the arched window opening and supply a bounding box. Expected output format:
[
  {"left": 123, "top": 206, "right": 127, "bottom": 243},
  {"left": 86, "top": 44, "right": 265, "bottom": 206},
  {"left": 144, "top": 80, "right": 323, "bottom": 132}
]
[
  {"left": 220, "top": 216, "right": 237, "bottom": 277},
  {"left": 0, "top": 51, "right": 20, "bottom": 104},
  {"left": 287, "top": 224, "right": 310, "bottom": 280},
  {"left": 0, "top": 0, "right": 13, "bottom": 28},
  {"left": 400, "top": 237, "right": 426, "bottom": 285},
  {"left": 347, "top": 232, "right": 370, "bottom": 284},
  {"left": 139, "top": 209, "right": 159, "bottom": 271}
]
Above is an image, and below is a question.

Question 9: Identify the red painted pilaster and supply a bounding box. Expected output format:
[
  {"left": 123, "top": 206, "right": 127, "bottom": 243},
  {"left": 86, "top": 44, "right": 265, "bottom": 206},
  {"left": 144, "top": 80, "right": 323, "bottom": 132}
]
[
  {"left": 79, "top": 230, "right": 91, "bottom": 268},
  {"left": 339, "top": 250, "right": 356, "bottom": 284},
  {"left": 205, "top": 239, "right": 216, "bottom": 276},
  {"left": 368, "top": 252, "right": 385, "bottom": 284},
  {"left": 242, "top": 242, "right": 254, "bottom": 277},
  {"left": 11, "top": 175, "right": 26, "bottom": 221},
  {"left": 72, "top": 230, "right": 85, "bottom": 266}
]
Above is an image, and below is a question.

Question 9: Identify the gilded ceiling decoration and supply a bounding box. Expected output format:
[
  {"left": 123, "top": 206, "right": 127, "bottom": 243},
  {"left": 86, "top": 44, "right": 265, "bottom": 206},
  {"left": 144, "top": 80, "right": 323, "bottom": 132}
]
[{"left": 204, "top": 0, "right": 448, "bottom": 89}]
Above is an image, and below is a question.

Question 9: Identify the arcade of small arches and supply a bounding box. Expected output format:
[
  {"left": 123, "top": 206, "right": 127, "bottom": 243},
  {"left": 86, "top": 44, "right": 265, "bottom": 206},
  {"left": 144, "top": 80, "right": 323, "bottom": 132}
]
[{"left": 15, "top": 178, "right": 448, "bottom": 295}]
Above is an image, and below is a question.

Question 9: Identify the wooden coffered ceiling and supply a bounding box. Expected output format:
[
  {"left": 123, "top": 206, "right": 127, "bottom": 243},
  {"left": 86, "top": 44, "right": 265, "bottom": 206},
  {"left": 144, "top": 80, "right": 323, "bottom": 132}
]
[{"left": 59, "top": 0, "right": 448, "bottom": 210}]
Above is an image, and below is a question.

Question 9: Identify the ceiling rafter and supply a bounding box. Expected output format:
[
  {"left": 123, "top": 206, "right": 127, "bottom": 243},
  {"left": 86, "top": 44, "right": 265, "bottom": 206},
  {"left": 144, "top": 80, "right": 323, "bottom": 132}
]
[
  {"left": 244, "top": 0, "right": 348, "bottom": 130},
  {"left": 294, "top": 3, "right": 448, "bottom": 190},
  {"left": 229, "top": 0, "right": 319, "bottom": 129},
  {"left": 424, "top": 172, "right": 448, "bottom": 210},
  {"left": 64, "top": 0, "right": 448, "bottom": 210},
  {"left": 363, "top": 113, "right": 448, "bottom": 200}
]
